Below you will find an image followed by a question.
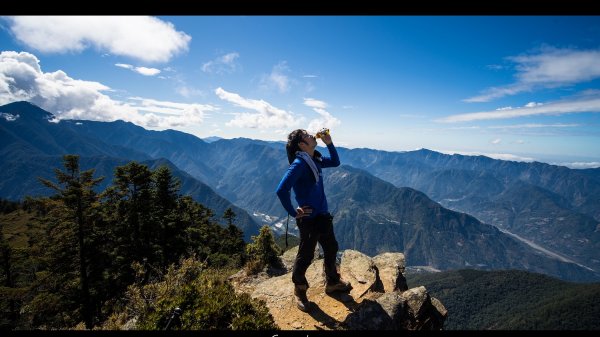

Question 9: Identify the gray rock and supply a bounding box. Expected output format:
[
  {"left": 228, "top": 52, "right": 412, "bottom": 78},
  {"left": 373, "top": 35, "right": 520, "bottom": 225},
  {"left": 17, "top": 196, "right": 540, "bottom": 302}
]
[
  {"left": 340, "top": 250, "right": 377, "bottom": 298},
  {"left": 431, "top": 297, "right": 448, "bottom": 318},
  {"left": 401, "top": 286, "right": 429, "bottom": 319},
  {"left": 373, "top": 252, "right": 408, "bottom": 292},
  {"left": 240, "top": 249, "right": 446, "bottom": 330}
]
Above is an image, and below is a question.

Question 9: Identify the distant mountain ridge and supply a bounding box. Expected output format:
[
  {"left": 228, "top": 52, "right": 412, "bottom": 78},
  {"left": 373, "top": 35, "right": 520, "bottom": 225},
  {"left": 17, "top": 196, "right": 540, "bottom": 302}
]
[
  {"left": 202, "top": 136, "right": 223, "bottom": 143},
  {"left": 0, "top": 101, "right": 150, "bottom": 162},
  {"left": 334, "top": 147, "right": 600, "bottom": 271},
  {"left": 337, "top": 147, "right": 600, "bottom": 220},
  {"left": 1, "top": 101, "right": 598, "bottom": 282},
  {"left": 324, "top": 165, "right": 597, "bottom": 281},
  {"left": 0, "top": 102, "right": 260, "bottom": 240}
]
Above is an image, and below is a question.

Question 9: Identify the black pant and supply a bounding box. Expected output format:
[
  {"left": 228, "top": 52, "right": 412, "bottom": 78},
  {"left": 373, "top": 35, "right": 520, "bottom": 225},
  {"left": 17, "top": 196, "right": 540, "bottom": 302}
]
[{"left": 292, "top": 213, "right": 340, "bottom": 287}]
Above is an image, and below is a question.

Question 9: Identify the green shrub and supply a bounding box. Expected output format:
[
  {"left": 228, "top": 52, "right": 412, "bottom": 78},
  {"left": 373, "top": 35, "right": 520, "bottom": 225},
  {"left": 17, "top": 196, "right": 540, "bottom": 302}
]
[{"left": 103, "top": 255, "right": 277, "bottom": 330}]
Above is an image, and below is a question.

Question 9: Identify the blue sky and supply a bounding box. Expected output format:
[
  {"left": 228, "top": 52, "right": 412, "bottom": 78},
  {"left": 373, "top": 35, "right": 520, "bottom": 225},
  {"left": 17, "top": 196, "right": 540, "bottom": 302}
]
[{"left": 1, "top": 16, "right": 600, "bottom": 168}]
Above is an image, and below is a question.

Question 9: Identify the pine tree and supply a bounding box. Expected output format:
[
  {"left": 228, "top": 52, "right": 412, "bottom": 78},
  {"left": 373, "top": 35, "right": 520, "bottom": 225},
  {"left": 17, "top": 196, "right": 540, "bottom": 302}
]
[
  {"left": 38, "top": 155, "right": 104, "bottom": 329},
  {"left": 152, "top": 166, "right": 182, "bottom": 267},
  {"left": 223, "top": 208, "right": 235, "bottom": 227},
  {"left": 219, "top": 208, "right": 246, "bottom": 267},
  {"left": 112, "top": 162, "right": 154, "bottom": 266},
  {"left": 245, "top": 225, "right": 282, "bottom": 274}
]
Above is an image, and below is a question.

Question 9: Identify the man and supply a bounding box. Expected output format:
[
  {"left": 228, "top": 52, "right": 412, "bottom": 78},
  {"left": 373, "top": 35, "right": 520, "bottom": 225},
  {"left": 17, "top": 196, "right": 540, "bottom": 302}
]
[{"left": 276, "top": 129, "right": 352, "bottom": 312}]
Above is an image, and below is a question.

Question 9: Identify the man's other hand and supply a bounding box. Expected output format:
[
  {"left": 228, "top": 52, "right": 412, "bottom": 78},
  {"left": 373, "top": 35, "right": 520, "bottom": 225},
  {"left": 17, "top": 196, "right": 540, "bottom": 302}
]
[{"left": 295, "top": 206, "right": 313, "bottom": 219}]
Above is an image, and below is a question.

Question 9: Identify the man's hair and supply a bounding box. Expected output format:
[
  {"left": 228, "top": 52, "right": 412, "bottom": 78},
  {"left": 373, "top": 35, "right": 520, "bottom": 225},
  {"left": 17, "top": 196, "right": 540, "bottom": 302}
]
[
  {"left": 286, "top": 129, "right": 306, "bottom": 164},
  {"left": 285, "top": 129, "right": 323, "bottom": 164}
]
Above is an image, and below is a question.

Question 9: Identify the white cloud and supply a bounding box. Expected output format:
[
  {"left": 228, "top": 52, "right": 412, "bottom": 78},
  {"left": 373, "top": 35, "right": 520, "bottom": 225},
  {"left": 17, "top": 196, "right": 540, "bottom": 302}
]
[
  {"left": 1, "top": 112, "right": 19, "bottom": 121},
  {"left": 304, "top": 98, "right": 327, "bottom": 110},
  {"left": 484, "top": 153, "right": 536, "bottom": 162},
  {"left": 215, "top": 87, "right": 300, "bottom": 129},
  {"left": 488, "top": 123, "right": 578, "bottom": 129},
  {"left": 127, "top": 97, "right": 215, "bottom": 127},
  {"left": 491, "top": 138, "right": 502, "bottom": 145},
  {"left": 524, "top": 102, "right": 543, "bottom": 108},
  {"left": 5, "top": 16, "right": 191, "bottom": 63},
  {"left": 0, "top": 51, "right": 214, "bottom": 129},
  {"left": 436, "top": 149, "right": 536, "bottom": 163},
  {"left": 135, "top": 67, "right": 161, "bottom": 76},
  {"left": 446, "top": 126, "right": 481, "bottom": 130},
  {"left": 303, "top": 74, "right": 318, "bottom": 78},
  {"left": 465, "top": 47, "right": 600, "bottom": 102},
  {"left": 202, "top": 52, "right": 240, "bottom": 74},
  {"left": 438, "top": 92, "right": 600, "bottom": 123},
  {"left": 115, "top": 63, "right": 161, "bottom": 76},
  {"left": 303, "top": 98, "right": 341, "bottom": 133},
  {"left": 260, "top": 61, "right": 291, "bottom": 93},
  {"left": 176, "top": 86, "right": 204, "bottom": 98},
  {"left": 557, "top": 161, "right": 600, "bottom": 169}
]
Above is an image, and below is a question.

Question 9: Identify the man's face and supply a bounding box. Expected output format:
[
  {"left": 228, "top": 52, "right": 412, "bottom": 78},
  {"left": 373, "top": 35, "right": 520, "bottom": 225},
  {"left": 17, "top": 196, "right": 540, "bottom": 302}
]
[{"left": 300, "top": 132, "right": 317, "bottom": 149}]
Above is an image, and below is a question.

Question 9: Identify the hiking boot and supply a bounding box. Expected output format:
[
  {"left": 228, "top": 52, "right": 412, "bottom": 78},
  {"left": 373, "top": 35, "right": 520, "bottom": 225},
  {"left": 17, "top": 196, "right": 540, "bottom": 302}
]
[
  {"left": 325, "top": 279, "right": 352, "bottom": 294},
  {"left": 294, "top": 284, "right": 311, "bottom": 312}
]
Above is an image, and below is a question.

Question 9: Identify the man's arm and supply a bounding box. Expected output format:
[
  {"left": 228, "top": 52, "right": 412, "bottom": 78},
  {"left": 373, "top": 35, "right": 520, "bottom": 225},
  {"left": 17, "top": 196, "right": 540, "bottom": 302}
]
[
  {"left": 276, "top": 160, "right": 303, "bottom": 217},
  {"left": 321, "top": 143, "right": 340, "bottom": 168},
  {"left": 319, "top": 133, "right": 340, "bottom": 168}
]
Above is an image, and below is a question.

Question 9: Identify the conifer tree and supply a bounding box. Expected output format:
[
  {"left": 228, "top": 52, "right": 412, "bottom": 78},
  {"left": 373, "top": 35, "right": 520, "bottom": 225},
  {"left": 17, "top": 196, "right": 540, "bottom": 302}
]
[
  {"left": 111, "top": 162, "right": 156, "bottom": 271},
  {"left": 38, "top": 155, "right": 103, "bottom": 329},
  {"left": 219, "top": 208, "right": 246, "bottom": 267},
  {"left": 223, "top": 208, "right": 235, "bottom": 227},
  {"left": 245, "top": 225, "right": 282, "bottom": 274},
  {"left": 152, "top": 166, "right": 182, "bottom": 267}
]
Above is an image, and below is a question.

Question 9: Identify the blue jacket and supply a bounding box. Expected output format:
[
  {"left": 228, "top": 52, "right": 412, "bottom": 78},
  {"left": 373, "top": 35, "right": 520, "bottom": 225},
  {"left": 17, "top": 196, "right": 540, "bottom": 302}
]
[{"left": 276, "top": 143, "right": 340, "bottom": 218}]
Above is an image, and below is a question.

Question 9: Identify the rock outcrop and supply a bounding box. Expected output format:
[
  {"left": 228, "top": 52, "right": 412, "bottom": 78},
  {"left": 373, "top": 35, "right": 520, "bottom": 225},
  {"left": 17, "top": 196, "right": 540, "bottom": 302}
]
[{"left": 229, "top": 248, "right": 447, "bottom": 330}]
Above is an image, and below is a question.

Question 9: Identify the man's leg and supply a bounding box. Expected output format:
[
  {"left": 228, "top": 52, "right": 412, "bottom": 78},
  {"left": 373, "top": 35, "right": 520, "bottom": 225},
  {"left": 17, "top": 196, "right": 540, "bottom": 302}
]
[
  {"left": 317, "top": 214, "right": 341, "bottom": 284},
  {"left": 291, "top": 218, "right": 319, "bottom": 312},
  {"left": 292, "top": 218, "right": 320, "bottom": 286},
  {"left": 318, "top": 214, "right": 352, "bottom": 294}
]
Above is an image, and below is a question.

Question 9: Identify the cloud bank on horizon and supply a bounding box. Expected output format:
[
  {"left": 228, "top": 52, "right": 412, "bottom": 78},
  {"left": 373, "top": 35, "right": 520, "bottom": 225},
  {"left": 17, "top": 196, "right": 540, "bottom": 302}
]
[{"left": 0, "top": 51, "right": 213, "bottom": 128}]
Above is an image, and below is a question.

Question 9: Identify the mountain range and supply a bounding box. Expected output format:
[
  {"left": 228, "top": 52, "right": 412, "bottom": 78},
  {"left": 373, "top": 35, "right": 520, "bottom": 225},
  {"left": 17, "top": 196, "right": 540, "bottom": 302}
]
[
  {"left": 0, "top": 102, "right": 260, "bottom": 240},
  {"left": 335, "top": 146, "right": 600, "bottom": 273},
  {"left": 1, "top": 101, "right": 599, "bottom": 282}
]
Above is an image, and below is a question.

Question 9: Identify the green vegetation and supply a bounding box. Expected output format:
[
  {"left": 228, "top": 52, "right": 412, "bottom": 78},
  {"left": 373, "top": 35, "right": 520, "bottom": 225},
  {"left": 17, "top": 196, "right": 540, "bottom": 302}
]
[
  {"left": 245, "top": 225, "right": 283, "bottom": 275},
  {"left": 274, "top": 233, "right": 299, "bottom": 252},
  {"left": 101, "top": 256, "right": 277, "bottom": 330},
  {"left": 0, "top": 155, "right": 275, "bottom": 330},
  {"left": 406, "top": 268, "right": 600, "bottom": 330}
]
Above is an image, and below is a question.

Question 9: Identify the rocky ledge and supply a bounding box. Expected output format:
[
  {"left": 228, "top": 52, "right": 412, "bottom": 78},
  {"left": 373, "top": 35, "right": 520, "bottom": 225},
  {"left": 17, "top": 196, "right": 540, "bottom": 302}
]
[{"left": 229, "top": 248, "right": 447, "bottom": 330}]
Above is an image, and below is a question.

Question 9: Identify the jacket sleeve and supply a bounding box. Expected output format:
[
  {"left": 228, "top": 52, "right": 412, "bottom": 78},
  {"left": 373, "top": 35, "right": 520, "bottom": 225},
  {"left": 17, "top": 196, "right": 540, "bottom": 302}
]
[
  {"left": 321, "top": 143, "right": 340, "bottom": 168},
  {"left": 276, "top": 160, "right": 303, "bottom": 217}
]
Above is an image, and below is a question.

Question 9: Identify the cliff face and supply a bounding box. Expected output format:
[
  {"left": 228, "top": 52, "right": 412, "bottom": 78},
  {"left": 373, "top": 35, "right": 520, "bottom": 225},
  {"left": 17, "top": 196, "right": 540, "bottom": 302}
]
[{"left": 230, "top": 248, "right": 447, "bottom": 330}]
